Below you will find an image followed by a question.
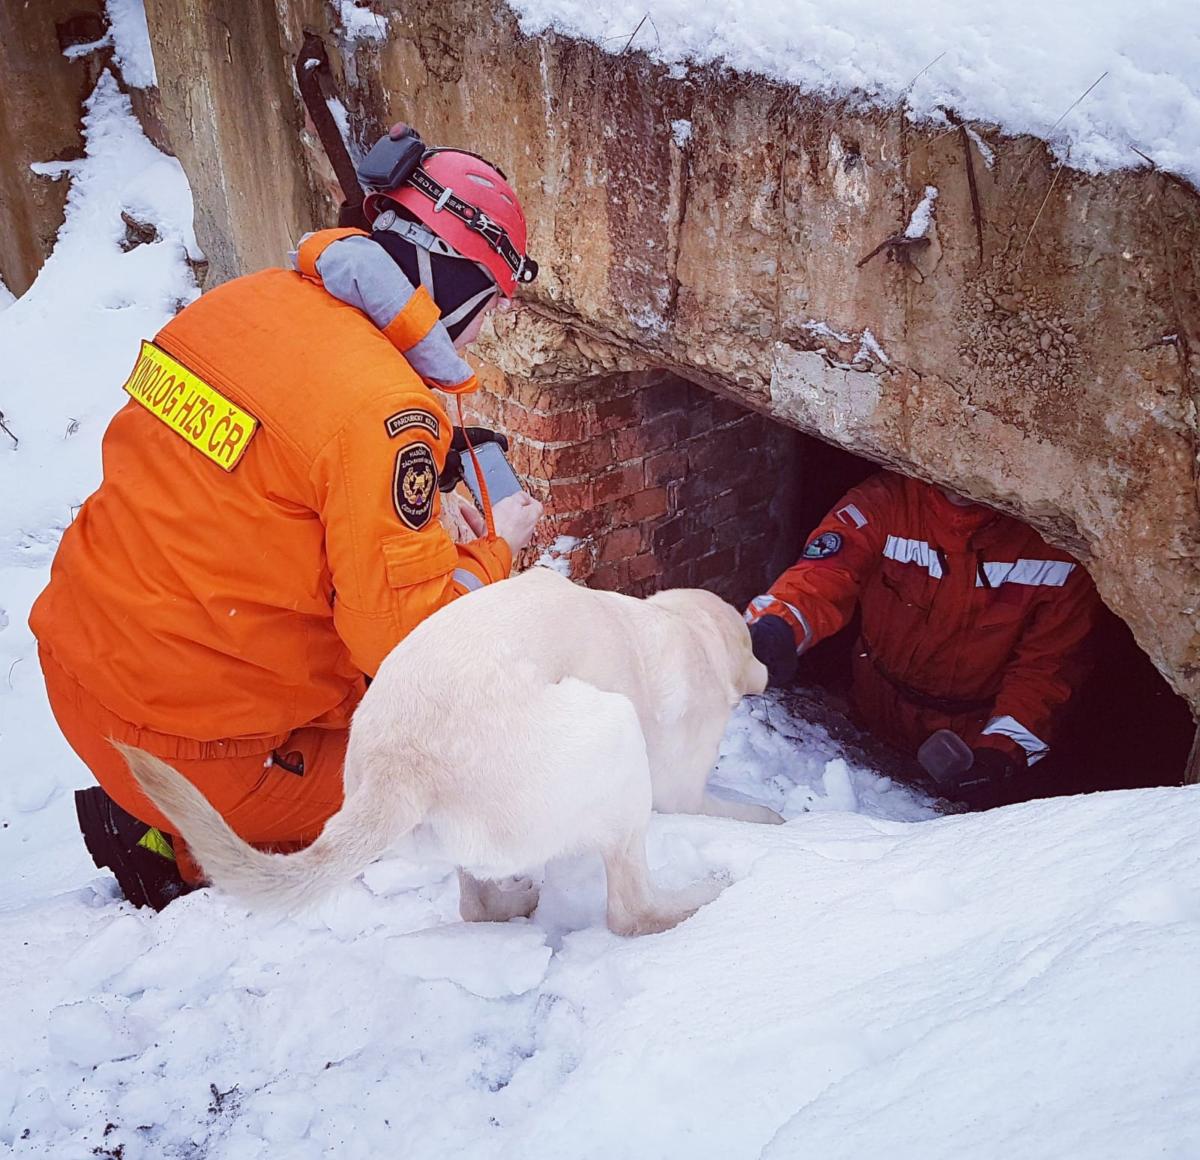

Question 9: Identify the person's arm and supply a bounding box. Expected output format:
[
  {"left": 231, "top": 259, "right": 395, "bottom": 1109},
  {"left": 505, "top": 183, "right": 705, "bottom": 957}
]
[
  {"left": 746, "top": 475, "right": 891, "bottom": 677},
  {"left": 310, "top": 388, "right": 513, "bottom": 677},
  {"left": 968, "top": 565, "right": 1100, "bottom": 766}
]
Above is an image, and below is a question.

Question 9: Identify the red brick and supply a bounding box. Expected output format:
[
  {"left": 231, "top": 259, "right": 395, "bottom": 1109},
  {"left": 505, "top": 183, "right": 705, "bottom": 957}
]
[
  {"left": 660, "top": 527, "right": 715, "bottom": 569},
  {"left": 639, "top": 375, "right": 695, "bottom": 417},
  {"left": 651, "top": 514, "right": 686, "bottom": 552},
  {"left": 566, "top": 544, "right": 597, "bottom": 576},
  {"left": 678, "top": 472, "right": 726, "bottom": 508},
  {"left": 505, "top": 438, "right": 542, "bottom": 480},
  {"left": 739, "top": 532, "right": 780, "bottom": 583},
  {"left": 592, "top": 394, "right": 641, "bottom": 432},
  {"left": 643, "top": 446, "right": 689, "bottom": 484},
  {"left": 461, "top": 392, "right": 502, "bottom": 425},
  {"left": 659, "top": 561, "right": 695, "bottom": 589},
  {"left": 611, "top": 412, "right": 690, "bottom": 461},
  {"left": 684, "top": 399, "right": 714, "bottom": 436},
  {"left": 712, "top": 515, "right": 750, "bottom": 553},
  {"left": 699, "top": 488, "right": 741, "bottom": 528},
  {"left": 506, "top": 378, "right": 590, "bottom": 411},
  {"left": 592, "top": 463, "right": 646, "bottom": 504},
  {"left": 738, "top": 503, "right": 779, "bottom": 541},
  {"left": 506, "top": 401, "right": 591, "bottom": 443},
  {"left": 547, "top": 509, "right": 608, "bottom": 539},
  {"left": 599, "top": 525, "right": 645, "bottom": 562},
  {"left": 684, "top": 505, "right": 711, "bottom": 535},
  {"left": 611, "top": 486, "right": 670, "bottom": 524},
  {"left": 734, "top": 416, "right": 778, "bottom": 452},
  {"left": 709, "top": 395, "right": 751, "bottom": 427},
  {"left": 545, "top": 478, "right": 593, "bottom": 511},
  {"left": 686, "top": 433, "right": 740, "bottom": 474},
  {"left": 543, "top": 434, "right": 615, "bottom": 478},
  {"left": 698, "top": 454, "right": 757, "bottom": 494},
  {"left": 627, "top": 551, "right": 660, "bottom": 584},
  {"left": 587, "top": 561, "right": 628, "bottom": 592},
  {"left": 693, "top": 547, "right": 738, "bottom": 585}
]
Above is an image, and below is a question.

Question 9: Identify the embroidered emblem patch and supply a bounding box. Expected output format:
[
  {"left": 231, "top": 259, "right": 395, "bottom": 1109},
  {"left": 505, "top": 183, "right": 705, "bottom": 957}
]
[
  {"left": 393, "top": 443, "right": 438, "bottom": 529},
  {"left": 385, "top": 408, "right": 440, "bottom": 440},
  {"left": 803, "top": 531, "right": 843, "bottom": 559}
]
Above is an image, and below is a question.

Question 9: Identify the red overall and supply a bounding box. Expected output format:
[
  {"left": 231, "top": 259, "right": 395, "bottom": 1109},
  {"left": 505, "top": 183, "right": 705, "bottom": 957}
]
[{"left": 746, "top": 472, "right": 1099, "bottom": 766}]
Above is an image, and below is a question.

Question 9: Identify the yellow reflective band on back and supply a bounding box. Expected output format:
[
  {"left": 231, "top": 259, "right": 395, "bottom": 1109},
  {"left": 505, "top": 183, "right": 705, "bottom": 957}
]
[
  {"left": 137, "top": 827, "right": 176, "bottom": 861},
  {"left": 122, "top": 340, "right": 259, "bottom": 471}
]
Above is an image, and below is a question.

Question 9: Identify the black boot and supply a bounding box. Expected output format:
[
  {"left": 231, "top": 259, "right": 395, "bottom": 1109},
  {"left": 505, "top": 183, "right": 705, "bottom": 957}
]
[{"left": 74, "top": 786, "right": 194, "bottom": 910}]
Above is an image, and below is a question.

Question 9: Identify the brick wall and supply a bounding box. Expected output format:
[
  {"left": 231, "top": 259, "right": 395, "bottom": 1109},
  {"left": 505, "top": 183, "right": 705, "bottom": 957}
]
[{"left": 460, "top": 366, "right": 801, "bottom": 607}]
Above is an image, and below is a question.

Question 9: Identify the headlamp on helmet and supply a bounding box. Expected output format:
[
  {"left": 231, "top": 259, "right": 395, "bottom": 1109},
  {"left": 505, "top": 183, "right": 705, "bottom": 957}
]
[{"left": 357, "top": 123, "right": 537, "bottom": 297}]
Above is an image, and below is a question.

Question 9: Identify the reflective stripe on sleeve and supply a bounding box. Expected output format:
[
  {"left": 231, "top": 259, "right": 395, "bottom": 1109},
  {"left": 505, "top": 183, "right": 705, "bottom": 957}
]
[
  {"left": 981, "top": 715, "right": 1050, "bottom": 764},
  {"left": 745, "top": 595, "right": 814, "bottom": 653},
  {"left": 453, "top": 568, "right": 484, "bottom": 592}
]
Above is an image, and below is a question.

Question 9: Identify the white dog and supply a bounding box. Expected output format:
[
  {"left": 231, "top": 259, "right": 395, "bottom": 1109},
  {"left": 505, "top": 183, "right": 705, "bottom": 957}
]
[{"left": 121, "top": 567, "right": 779, "bottom": 935}]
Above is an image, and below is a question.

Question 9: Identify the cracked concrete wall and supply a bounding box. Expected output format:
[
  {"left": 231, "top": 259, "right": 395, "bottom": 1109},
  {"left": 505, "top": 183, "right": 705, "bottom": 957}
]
[{"left": 139, "top": 0, "right": 1199, "bottom": 719}]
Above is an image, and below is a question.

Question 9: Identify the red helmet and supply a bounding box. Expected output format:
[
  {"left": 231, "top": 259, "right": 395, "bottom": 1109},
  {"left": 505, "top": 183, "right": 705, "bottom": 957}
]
[{"left": 362, "top": 134, "right": 534, "bottom": 297}]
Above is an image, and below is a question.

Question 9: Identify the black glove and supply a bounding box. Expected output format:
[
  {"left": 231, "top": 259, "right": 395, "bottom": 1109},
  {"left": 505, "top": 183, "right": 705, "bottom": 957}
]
[
  {"left": 954, "top": 747, "right": 1022, "bottom": 811},
  {"left": 749, "top": 615, "right": 799, "bottom": 688}
]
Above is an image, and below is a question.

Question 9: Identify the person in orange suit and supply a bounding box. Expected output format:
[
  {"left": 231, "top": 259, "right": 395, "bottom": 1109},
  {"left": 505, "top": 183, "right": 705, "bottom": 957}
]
[
  {"left": 746, "top": 471, "right": 1100, "bottom": 809},
  {"left": 32, "top": 126, "right": 543, "bottom": 907}
]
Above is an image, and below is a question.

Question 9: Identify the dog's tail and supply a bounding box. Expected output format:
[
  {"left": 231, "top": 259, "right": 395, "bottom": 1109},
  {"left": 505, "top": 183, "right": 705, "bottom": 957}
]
[{"left": 115, "top": 742, "right": 415, "bottom": 912}]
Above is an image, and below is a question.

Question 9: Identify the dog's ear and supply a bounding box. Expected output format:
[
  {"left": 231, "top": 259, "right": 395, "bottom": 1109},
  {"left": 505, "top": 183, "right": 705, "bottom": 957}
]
[{"left": 652, "top": 588, "right": 759, "bottom": 703}]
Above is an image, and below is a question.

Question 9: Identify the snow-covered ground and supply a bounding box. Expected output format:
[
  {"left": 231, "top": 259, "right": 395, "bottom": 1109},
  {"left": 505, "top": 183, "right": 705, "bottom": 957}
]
[
  {"left": 510, "top": 0, "right": 1200, "bottom": 186},
  {"left": 3, "top": 26, "right": 1200, "bottom": 1160}
]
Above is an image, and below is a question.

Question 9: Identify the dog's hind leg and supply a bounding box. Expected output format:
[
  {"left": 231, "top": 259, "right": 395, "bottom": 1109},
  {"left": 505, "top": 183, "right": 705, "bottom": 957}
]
[
  {"left": 602, "top": 829, "right": 720, "bottom": 937},
  {"left": 699, "top": 792, "right": 784, "bottom": 824},
  {"left": 457, "top": 869, "right": 540, "bottom": 923}
]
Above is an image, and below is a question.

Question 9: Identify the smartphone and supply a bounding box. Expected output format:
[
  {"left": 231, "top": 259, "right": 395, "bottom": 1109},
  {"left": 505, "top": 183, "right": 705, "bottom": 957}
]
[{"left": 460, "top": 439, "right": 522, "bottom": 508}]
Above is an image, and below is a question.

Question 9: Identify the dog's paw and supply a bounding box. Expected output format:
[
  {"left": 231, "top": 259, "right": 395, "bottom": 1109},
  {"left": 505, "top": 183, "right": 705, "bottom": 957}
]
[
  {"left": 459, "top": 871, "right": 541, "bottom": 923},
  {"left": 610, "top": 879, "right": 724, "bottom": 936},
  {"left": 610, "top": 904, "right": 696, "bottom": 937},
  {"left": 750, "top": 804, "right": 786, "bottom": 825}
]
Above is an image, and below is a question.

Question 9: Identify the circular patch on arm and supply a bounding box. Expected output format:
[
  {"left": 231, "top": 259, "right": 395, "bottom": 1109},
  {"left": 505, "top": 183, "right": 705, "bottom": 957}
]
[
  {"left": 802, "top": 531, "right": 843, "bottom": 559},
  {"left": 393, "top": 443, "right": 438, "bottom": 529}
]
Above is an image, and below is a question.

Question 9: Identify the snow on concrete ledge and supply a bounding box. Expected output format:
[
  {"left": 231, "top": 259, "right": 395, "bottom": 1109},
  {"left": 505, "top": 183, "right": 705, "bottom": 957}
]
[{"left": 508, "top": 0, "right": 1200, "bottom": 187}]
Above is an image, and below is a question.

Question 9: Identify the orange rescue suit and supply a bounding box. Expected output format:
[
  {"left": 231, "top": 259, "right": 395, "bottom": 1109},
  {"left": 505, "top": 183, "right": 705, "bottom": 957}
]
[
  {"left": 31, "top": 232, "right": 512, "bottom": 754},
  {"left": 746, "top": 472, "right": 1099, "bottom": 766}
]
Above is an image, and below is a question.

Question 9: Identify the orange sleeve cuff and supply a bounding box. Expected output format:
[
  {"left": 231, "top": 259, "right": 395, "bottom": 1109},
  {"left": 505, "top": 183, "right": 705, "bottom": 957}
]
[
  {"left": 457, "top": 534, "right": 513, "bottom": 585},
  {"left": 382, "top": 286, "right": 442, "bottom": 352},
  {"left": 296, "top": 228, "right": 369, "bottom": 280}
]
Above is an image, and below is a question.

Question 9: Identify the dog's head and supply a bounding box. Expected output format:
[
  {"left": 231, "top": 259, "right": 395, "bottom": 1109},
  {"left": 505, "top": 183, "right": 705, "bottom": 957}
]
[{"left": 647, "top": 588, "right": 768, "bottom": 701}]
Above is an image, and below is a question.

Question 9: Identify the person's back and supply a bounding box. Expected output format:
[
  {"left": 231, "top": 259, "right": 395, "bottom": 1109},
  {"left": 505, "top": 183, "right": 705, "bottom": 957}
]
[{"left": 32, "top": 265, "right": 450, "bottom": 745}]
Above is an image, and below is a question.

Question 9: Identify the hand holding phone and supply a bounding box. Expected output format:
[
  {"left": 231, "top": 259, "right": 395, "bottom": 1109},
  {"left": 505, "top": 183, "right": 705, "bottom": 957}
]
[
  {"left": 492, "top": 493, "right": 543, "bottom": 554},
  {"left": 460, "top": 439, "right": 523, "bottom": 507}
]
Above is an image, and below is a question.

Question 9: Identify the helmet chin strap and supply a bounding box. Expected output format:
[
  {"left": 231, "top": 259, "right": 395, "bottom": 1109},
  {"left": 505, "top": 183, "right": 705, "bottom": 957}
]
[
  {"left": 439, "top": 285, "right": 498, "bottom": 329},
  {"left": 416, "top": 245, "right": 434, "bottom": 296},
  {"left": 375, "top": 210, "right": 497, "bottom": 321}
]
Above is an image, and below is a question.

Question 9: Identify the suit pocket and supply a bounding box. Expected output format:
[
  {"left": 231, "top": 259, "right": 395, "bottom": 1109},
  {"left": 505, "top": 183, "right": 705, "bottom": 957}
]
[
  {"left": 381, "top": 529, "right": 459, "bottom": 590},
  {"left": 879, "top": 565, "right": 932, "bottom": 612}
]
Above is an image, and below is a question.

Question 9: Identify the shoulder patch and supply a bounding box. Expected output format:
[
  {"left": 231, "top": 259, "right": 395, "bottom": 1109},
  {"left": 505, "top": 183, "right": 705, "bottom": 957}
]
[
  {"left": 122, "top": 340, "right": 258, "bottom": 472},
  {"left": 803, "top": 531, "right": 843, "bottom": 560},
  {"left": 385, "top": 408, "right": 440, "bottom": 440},
  {"left": 393, "top": 443, "right": 438, "bottom": 529}
]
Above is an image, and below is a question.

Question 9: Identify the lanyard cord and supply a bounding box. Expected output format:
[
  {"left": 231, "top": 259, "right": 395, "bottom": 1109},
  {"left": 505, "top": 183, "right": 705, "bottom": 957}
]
[{"left": 454, "top": 394, "right": 496, "bottom": 537}]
